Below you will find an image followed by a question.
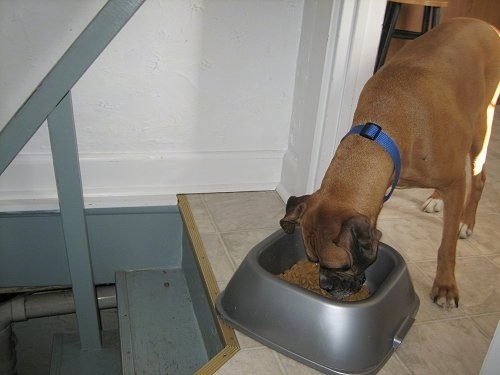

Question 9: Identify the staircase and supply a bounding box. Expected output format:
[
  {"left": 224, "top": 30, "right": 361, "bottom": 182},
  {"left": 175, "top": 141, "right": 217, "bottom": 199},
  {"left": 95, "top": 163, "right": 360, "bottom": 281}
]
[
  {"left": 49, "top": 266, "right": 215, "bottom": 375},
  {"left": 0, "top": 1, "right": 237, "bottom": 373},
  {"left": 116, "top": 269, "right": 210, "bottom": 375}
]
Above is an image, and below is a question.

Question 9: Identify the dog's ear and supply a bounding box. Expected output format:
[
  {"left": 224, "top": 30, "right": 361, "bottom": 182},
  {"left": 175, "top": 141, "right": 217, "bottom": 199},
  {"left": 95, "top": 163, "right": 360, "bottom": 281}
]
[
  {"left": 280, "top": 195, "right": 310, "bottom": 234},
  {"left": 342, "top": 215, "right": 382, "bottom": 262}
]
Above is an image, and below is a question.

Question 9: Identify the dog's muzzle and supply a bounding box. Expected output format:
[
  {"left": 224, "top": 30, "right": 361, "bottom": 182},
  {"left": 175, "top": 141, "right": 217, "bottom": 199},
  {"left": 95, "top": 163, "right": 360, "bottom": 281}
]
[{"left": 319, "top": 268, "right": 366, "bottom": 299}]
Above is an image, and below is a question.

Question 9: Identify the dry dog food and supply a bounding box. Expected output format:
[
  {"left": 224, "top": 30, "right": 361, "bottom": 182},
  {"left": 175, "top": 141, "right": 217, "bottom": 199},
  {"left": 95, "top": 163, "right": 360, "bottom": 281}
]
[{"left": 278, "top": 260, "right": 370, "bottom": 302}]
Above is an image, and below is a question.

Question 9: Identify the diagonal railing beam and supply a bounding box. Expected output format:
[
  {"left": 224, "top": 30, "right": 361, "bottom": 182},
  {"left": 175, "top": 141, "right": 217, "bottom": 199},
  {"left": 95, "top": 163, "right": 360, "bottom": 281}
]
[{"left": 0, "top": 0, "right": 146, "bottom": 176}]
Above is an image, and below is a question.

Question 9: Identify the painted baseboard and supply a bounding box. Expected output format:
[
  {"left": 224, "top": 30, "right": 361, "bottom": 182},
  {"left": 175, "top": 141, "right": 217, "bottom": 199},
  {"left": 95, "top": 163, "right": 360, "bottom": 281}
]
[{"left": 0, "top": 150, "right": 284, "bottom": 210}]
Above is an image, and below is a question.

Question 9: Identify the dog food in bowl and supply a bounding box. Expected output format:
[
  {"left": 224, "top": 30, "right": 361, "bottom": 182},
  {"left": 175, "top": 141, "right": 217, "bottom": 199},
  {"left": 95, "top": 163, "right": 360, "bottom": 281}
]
[{"left": 278, "top": 260, "right": 370, "bottom": 302}]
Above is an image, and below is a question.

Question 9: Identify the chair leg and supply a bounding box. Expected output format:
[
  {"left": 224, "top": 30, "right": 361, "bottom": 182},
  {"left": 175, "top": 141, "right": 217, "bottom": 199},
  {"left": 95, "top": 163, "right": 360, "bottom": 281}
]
[
  {"left": 421, "top": 6, "right": 431, "bottom": 32},
  {"left": 431, "top": 7, "right": 441, "bottom": 28},
  {"left": 375, "top": 2, "right": 401, "bottom": 72}
]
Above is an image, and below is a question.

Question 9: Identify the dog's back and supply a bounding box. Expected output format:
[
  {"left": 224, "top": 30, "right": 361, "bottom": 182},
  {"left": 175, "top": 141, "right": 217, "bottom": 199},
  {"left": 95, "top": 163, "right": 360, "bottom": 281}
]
[
  {"left": 357, "top": 18, "right": 499, "bottom": 124},
  {"left": 379, "top": 18, "right": 499, "bottom": 113},
  {"left": 353, "top": 17, "right": 500, "bottom": 188}
]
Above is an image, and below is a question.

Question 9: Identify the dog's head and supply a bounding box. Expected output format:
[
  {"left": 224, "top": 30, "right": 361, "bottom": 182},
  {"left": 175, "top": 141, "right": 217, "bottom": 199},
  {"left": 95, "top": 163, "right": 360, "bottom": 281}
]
[{"left": 280, "top": 195, "right": 381, "bottom": 299}]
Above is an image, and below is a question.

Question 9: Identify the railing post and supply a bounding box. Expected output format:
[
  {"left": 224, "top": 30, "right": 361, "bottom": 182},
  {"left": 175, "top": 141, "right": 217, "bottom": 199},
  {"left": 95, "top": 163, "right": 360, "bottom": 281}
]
[{"left": 47, "top": 91, "right": 102, "bottom": 350}]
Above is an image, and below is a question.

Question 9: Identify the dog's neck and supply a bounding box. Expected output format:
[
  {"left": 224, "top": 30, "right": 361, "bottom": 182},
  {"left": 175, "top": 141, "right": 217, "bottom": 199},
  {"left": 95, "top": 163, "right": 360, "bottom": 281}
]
[{"left": 319, "top": 136, "right": 395, "bottom": 220}]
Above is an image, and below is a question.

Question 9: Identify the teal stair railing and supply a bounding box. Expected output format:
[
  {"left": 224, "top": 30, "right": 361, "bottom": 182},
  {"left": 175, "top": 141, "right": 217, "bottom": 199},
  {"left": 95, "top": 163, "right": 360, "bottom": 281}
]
[{"left": 0, "top": 0, "right": 146, "bottom": 350}]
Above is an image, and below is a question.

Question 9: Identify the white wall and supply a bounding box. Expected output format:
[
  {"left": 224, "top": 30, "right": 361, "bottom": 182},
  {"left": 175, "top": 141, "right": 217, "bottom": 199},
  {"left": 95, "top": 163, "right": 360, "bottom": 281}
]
[
  {"left": 0, "top": 0, "right": 386, "bottom": 210},
  {"left": 0, "top": 0, "right": 303, "bottom": 208}
]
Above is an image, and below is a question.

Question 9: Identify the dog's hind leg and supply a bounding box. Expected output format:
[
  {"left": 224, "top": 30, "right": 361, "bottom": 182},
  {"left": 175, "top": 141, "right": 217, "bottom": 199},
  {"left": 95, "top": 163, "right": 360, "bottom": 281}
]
[
  {"left": 422, "top": 190, "right": 443, "bottom": 213},
  {"left": 459, "top": 160, "right": 487, "bottom": 239},
  {"left": 459, "top": 102, "right": 496, "bottom": 238}
]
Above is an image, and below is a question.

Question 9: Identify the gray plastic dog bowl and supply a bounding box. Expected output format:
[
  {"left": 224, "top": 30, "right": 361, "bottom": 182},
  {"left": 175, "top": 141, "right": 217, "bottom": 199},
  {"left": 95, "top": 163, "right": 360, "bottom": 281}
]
[{"left": 216, "top": 229, "right": 419, "bottom": 375}]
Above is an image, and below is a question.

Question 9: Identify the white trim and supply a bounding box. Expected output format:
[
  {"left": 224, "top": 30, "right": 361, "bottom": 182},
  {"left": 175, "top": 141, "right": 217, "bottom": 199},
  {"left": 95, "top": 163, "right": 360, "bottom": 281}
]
[
  {"left": 315, "top": 0, "right": 386, "bottom": 189},
  {"left": 0, "top": 150, "right": 284, "bottom": 210},
  {"left": 278, "top": 0, "right": 386, "bottom": 201},
  {"left": 278, "top": 0, "right": 335, "bottom": 198},
  {"left": 306, "top": 0, "right": 357, "bottom": 192}
]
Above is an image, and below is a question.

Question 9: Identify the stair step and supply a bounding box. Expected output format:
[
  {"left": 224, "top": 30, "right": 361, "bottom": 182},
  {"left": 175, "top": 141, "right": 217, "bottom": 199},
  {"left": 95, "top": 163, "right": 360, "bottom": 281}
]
[
  {"left": 116, "top": 268, "right": 209, "bottom": 375},
  {"left": 50, "top": 330, "right": 121, "bottom": 375}
]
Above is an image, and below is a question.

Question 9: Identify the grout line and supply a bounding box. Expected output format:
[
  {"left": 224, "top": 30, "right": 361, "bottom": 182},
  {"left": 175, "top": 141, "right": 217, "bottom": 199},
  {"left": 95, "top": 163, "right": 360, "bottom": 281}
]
[
  {"left": 392, "top": 352, "right": 412, "bottom": 375},
  {"left": 413, "top": 314, "right": 473, "bottom": 326},
  {"left": 199, "top": 193, "right": 223, "bottom": 234},
  {"left": 272, "top": 351, "right": 290, "bottom": 375},
  {"left": 469, "top": 312, "right": 500, "bottom": 339},
  {"left": 199, "top": 194, "right": 239, "bottom": 271},
  {"left": 217, "top": 232, "right": 238, "bottom": 272},
  {"left": 484, "top": 255, "right": 500, "bottom": 270}
]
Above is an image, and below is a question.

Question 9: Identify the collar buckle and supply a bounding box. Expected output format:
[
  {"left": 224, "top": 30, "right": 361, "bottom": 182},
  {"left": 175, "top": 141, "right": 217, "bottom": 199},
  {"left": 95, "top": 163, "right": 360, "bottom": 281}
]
[{"left": 360, "top": 123, "right": 382, "bottom": 140}]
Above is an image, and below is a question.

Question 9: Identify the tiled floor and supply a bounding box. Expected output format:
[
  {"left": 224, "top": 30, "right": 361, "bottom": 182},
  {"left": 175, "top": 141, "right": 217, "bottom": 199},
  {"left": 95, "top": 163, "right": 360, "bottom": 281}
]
[{"left": 186, "top": 111, "right": 500, "bottom": 374}]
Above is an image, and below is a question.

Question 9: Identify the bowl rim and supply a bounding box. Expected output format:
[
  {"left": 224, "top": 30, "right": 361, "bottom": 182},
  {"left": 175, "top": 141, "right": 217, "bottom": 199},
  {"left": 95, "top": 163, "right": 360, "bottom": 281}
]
[{"left": 247, "top": 229, "right": 408, "bottom": 307}]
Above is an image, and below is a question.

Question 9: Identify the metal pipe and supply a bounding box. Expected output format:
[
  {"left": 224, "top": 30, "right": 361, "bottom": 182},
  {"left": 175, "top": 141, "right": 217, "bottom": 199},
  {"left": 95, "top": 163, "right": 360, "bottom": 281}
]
[
  {"left": 0, "top": 285, "right": 116, "bottom": 375},
  {"left": 0, "top": 325, "right": 16, "bottom": 375}
]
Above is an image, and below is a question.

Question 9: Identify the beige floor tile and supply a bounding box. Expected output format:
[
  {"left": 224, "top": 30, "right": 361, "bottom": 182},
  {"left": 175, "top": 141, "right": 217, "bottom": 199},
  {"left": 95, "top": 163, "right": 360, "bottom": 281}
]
[
  {"left": 417, "top": 257, "right": 500, "bottom": 315},
  {"left": 486, "top": 130, "right": 500, "bottom": 182},
  {"left": 396, "top": 318, "right": 490, "bottom": 375},
  {"left": 376, "top": 217, "right": 430, "bottom": 264},
  {"left": 275, "top": 352, "right": 324, "bottom": 374},
  {"left": 373, "top": 219, "right": 406, "bottom": 256},
  {"left": 274, "top": 341, "right": 411, "bottom": 375},
  {"left": 185, "top": 194, "right": 217, "bottom": 233},
  {"left": 378, "top": 354, "right": 411, "bottom": 375},
  {"left": 488, "top": 254, "right": 500, "bottom": 268},
  {"left": 377, "top": 216, "right": 476, "bottom": 262},
  {"left": 465, "top": 212, "right": 500, "bottom": 255},
  {"left": 199, "top": 232, "right": 235, "bottom": 283},
  {"left": 221, "top": 228, "right": 278, "bottom": 268},
  {"left": 202, "top": 191, "right": 284, "bottom": 232},
  {"left": 486, "top": 156, "right": 500, "bottom": 182},
  {"left": 234, "top": 331, "right": 265, "bottom": 350},
  {"left": 214, "top": 347, "right": 285, "bottom": 375},
  {"left": 478, "top": 181, "right": 500, "bottom": 214},
  {"left": 471, "top": 313, "right": 500, "bottom": 340},
  {"left": 217, "top": 280, "right": 229, "bottom": 293},
  {"left": 380, "top": 188, "right": 434, "bottom": 219},
  {"left": 406, "top": 264, "right": 465, "bottom": 322}
]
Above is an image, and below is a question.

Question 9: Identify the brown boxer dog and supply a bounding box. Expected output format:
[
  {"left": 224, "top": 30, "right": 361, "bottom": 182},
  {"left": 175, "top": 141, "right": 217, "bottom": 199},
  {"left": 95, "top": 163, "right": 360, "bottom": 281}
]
[{"left": 280, "top": 18, "right": 500, "bottom": 308}]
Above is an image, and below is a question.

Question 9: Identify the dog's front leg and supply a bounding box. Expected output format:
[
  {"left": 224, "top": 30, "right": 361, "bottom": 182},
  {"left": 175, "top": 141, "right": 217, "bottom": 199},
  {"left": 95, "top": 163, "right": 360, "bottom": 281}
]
[{"left": 431, "top": 177, "right": 466, "bottom": 308}]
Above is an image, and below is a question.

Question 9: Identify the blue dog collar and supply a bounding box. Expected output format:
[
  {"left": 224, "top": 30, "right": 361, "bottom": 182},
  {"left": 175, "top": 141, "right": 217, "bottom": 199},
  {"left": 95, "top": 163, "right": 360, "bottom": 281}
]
[{"left": 343, "top": 123, "right": 401, "bottom": 202}]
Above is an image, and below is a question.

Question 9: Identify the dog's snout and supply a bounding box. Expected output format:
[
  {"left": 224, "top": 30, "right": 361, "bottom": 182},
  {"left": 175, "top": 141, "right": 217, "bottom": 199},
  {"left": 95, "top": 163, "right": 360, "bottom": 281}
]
[
  {"left": 319, "top": 271, "right": 335, "bottom": 291},
  {"left": 319, "top": 267, "right": 366, "bottom": 298},
  {"left": 318, "top": 267, "right": 351, "bottom": 291}
]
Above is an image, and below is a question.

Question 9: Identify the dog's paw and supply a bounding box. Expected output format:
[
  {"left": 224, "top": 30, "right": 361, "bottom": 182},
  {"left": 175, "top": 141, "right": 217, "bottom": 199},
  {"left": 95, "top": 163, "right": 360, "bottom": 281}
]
[
  {"left": 422, "top": 197, "right": 443, "bottom": 213},
  {"left": 459, "top": 222, "right": 473, "bottom": 239},
  {"left": 430, "top": 281, "right": 459, "bottom": 309}
]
